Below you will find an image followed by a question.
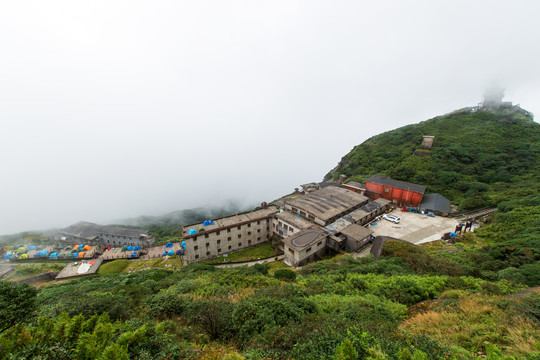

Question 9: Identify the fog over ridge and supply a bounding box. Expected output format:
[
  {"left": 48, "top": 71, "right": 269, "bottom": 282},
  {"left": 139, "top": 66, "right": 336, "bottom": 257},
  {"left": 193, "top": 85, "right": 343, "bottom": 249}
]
[{"left": 1, "top": 1, "right": 540, "bottom": 234}]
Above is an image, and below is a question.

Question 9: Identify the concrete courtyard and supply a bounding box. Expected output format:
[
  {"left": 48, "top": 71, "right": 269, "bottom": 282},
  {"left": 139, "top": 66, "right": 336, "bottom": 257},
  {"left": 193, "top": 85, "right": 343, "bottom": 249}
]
[{"left": 368, "top": 209, "right": 458, "bottom": 244}]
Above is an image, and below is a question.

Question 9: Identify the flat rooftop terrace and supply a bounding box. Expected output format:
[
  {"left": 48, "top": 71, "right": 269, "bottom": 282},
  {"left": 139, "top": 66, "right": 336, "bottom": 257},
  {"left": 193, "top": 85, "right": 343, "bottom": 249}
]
[
  {"left": 183, "top": 206, "right": 278, "bottom": 237},
  {"left": 276, "top": 211, "right": 313, "bottom": 230},
  {"left": 285, "top": 187, "right": 368, "bottom": 222},
  {"left": 283, "top": 227, "right": 328, "bottom": 251}
]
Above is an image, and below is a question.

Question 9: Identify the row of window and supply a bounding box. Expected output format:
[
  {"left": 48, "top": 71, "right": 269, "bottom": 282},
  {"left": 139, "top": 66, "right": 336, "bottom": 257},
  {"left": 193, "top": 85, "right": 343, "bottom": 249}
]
[
  {"left": 192, "top": 239, "right": 260, "bottom": 259},
  {"left": 194, "top": 226, "right": 268, "bottom": 242}
]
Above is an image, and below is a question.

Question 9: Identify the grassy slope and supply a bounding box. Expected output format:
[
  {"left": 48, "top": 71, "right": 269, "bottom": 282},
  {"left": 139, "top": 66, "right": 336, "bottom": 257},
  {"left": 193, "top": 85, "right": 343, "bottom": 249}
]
[{"left": 326, "top": 108, "right": 540, "bottom": 210}]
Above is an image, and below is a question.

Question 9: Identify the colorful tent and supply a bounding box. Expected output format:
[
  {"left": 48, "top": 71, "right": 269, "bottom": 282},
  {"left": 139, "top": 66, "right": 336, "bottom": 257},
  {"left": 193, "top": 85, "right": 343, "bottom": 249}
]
[
  {"left": 133, "top": 246, "right": 141, "bottom": 251},
  {"left": 181, "top": 241, "right": 186, "bottom": 251},
  {"left": 175, "top": 249, "right": 183, "bottom": 255},
  {"left": 78, "top": 244, "right": 85, "bottom": 250},
  {"left": 202, "top": 220, "right": 214, "bottom": 226},
  {"left": 130, "top": 251, "right": 137, "bottom": 258},
  {"left": 127, "top": 246, "right": 133, "bottom": 251},
  {"left": 3, "top": 254, "right": 12, "bottom": 259},
  {"left": 162, "top": 251, "right": 167, "bottom": 257},
  {"left": 165, "top": 243, "right": 173, "bottom": 248},
  {"left": 78, "top": 252, "right": 85, "bottom": 258},
  {"left": 188, "top": 229, "right": 197, "bottom": 235},
  {"left": 49, "top": 253, "right": 58, "bottom": 259},
  {"left": 167, "top": 250, "right": 174, "bottom": 256},
  {"left": 20, "top": 254, "right": 28, "bottom": 259},
  {"left": 73, "top": 245, "right": 79, "bottom": 250},
  {"left": 83, "top": 245, "right": 91, "bottom": 251},
  {"left": 27, "top": 245, "right": 36, "bottom": 251},
  {"left": 72, "top": 252, "right": 79, "bottom": 258},
  {"left": 17, "top": 247, "right": 26, "bottom": 253}
]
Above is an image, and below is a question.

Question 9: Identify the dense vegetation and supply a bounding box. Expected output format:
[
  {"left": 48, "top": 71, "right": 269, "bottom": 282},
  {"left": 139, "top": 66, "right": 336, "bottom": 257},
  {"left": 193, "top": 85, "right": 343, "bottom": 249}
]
[{"left": 326, "top": 107, "right": 540, "bottom": 210}]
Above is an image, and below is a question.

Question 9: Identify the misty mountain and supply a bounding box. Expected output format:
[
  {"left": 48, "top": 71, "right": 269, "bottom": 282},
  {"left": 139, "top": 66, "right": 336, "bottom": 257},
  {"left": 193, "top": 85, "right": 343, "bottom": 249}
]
[{"left": 326, "top": 106, "right": 539, "bottom": 210}]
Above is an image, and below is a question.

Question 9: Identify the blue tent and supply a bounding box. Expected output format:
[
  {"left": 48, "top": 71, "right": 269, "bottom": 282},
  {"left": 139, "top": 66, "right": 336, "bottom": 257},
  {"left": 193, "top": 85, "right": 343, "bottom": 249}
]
[
  {"left": 168, "top": 250, "right": 174, "bottom": 256},
  {"left": 127, "top": 246, "right": 133, "bottom": 251},
  {"left": 203, "top": 220, "right": 214, "bottom": 226},
  {"left": 130, "top": 251, "right": 137, "bottom": 258},
  {"left": 27, "top": 245, "right": 36, "bottom": 251},
  {"left": 3, "top": 254, "right": 12, "bottom": 259},
  {"left": 450, "top": 232, "right": 458, "bottom": 237},
  {"left": 72, "top": 252, "right": 79, "bottom": 258},
  {"left": 133, "top": 246, "right": 141, "bottom": 251},
  {"left": 162, "top": 251, "right": 167, "bottom": 257},
  {"left": 181, "top": 241, "right": 186, "bottom": 251},
  {"left": 49, "top": 253, "right": 58, "bottom": 259},
  {"left": 188, "top": 229, "right": 197, "bottom": 235},
  {"left": 165, "top": 243, "right": 173, "bottom": 248},
  {"left": 175, "top": 249, "right": 184, "bottom": 255},
  {"left": 78, "top": 244, "right": 84, "bottom": 250}
]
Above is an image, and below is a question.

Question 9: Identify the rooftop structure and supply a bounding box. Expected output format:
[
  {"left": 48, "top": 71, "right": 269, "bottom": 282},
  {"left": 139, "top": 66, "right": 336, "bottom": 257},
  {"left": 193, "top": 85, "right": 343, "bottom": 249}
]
[
  {"left": 283, "top": 227, "right": 327, "bottom": 251},
  {"left": 366, "top": 175, "right": 426, "bottom": 194},
  {"left": 284, "top": 186, "right": 369, "bottom": 226},
  {"left": 182, "top": 206, "right": 278, "bottom": 238},
  {"left": 275, "top": 211, "right": 313, "bottom": 230},
  {"left": 340, "top": 223, "right": 374, "bottom": 242},
  {"left": 420, "top": 193, "right": 451, "bottom": 213}
]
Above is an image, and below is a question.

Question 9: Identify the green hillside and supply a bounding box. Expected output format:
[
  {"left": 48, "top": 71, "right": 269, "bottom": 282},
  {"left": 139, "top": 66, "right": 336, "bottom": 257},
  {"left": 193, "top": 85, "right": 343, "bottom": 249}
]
[{"left": 326, "top": 107, "right": 540, "bottom": 210}]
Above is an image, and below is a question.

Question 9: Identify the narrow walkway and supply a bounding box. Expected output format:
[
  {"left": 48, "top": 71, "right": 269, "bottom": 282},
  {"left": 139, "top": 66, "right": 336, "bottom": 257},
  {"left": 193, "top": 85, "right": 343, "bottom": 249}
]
[{"left": 213, "top": 255, "right": 285, "bottom": 268}]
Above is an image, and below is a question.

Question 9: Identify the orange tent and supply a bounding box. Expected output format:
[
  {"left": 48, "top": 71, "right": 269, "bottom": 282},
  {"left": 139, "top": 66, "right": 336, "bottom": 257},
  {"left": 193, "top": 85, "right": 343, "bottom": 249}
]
[
  {"left": 72, "top": 245, "right": 79, "bottom": 250},
  {"left": 83, "top": 245, "right": 91, "bottom": 251},
  {"left": 78, "top": 252, "right": 85, "bottom": 258}
]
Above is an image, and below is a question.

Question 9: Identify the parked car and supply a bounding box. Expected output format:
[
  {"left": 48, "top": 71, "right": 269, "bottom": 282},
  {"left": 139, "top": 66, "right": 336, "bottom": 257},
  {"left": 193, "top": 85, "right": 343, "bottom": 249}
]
[{"left": 382, "top": 214, "right": 400, "bottom": 224}]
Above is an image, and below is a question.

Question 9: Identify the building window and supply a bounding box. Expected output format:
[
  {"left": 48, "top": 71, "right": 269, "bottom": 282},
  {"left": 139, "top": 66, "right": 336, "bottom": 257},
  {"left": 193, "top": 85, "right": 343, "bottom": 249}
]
[
  {"left": 248, "top": 231, "right": 251, "bottom": 235},
  {"left": 195, "top": 255, "right": 199, "bottom": 259},
  {"left": 228, "top": 245, "right": 232, "bottom": 250},
  {"left": 385, "top": 187, "right": 389, "bottom": 193},
  {"left": 257, "top": 220, "right": 260, "bottom": 225},
  {"left": 238, "top": 234, "right": 241, "bottom": 239},
  {"left": 193, "top": 237, "right": 197, "bottom": 242},
  {"left": 217, "top": 239, "right": 221, "bottom": 244},
  {"left": 227, "top": 228, "right": 231, "bottom": 233},
  {"left": 206, "top": 243, "right": 209, "bottom": 247},
  {"left": 257, "top": 237, "right": 261, "bottom": 241},
  {"left": 278, "top": 221, "right": 283, "bottom": 227},
  {"left": 317, "top": 241, "right": 322, "bottom": 247},
  {"left": 257, "top": 229, "right": 260, "bottom": 233},
  {"left": 288, "top": 226, "right": 293, "bottom": 231},
  {"left": 216, "top": 231, "right": 220, "bottom": 235},
  {"left": 205, "top": 234, "right": 209, "bottom": 238},
  {"left": 300, "top": 211, "right": 306, "bottom": 217},
  {"left": 248, "top": 223, "right": 251, "bottom": 227},
  {"left": 292, "top": 207, "right": 298, "bottom": 213},
  {"left": 228, "top": 237, "right": 231, "bottom": 241},
  {"left": 206, "top": 251, "right": 210, "bottom": 256},
  {"left": 306, "top": 247, "right": 312, "bottom": 253},
  {"left": 237, "top": 226, "right": 241, "bottom": 230},
  {"left": 248, "top": 240, "right": 252, "bottom": 245},
  {"left": 194, "top": 246, "right": 198, "bottom": 250},
  {"left": 289, "top": 248, "right": 294, "bottom": 254},
  {"left": 238, "top": 243, "right": 242, "bottom": 247},
  {"left": 218, "top": 249, "right": 221, "bottom": 253}
]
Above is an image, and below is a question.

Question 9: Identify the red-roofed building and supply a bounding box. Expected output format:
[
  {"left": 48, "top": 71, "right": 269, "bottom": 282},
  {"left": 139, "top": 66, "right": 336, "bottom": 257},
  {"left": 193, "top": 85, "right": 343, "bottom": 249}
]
[{"left": 365, "top": 175, "right": 425, "bottom": 207}]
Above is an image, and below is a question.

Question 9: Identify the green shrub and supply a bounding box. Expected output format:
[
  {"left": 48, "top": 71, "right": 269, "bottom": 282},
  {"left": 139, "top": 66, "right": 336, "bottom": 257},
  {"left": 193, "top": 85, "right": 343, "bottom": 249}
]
[{"left": 274, "top": 269, "right": 296, "bottom": 281}]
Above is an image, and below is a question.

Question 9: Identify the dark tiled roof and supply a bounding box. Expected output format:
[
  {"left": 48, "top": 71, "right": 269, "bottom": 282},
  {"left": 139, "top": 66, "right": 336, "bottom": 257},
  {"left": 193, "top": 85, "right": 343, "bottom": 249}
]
[
  {"left": 366, "top": 175, "right": 426, "bottom": 194},
  {"left": 420, "top": 193, "right": 451, "bottom": 212}
]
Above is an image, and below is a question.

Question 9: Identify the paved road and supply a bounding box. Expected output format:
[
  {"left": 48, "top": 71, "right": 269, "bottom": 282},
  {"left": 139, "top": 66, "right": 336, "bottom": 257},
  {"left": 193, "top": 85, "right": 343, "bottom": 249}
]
[
  {"left": 0, "top": 264, "right": 17, "bottom": 279},
  {"left": 213, "top": 255, "right": 285, "bottom": 268}
]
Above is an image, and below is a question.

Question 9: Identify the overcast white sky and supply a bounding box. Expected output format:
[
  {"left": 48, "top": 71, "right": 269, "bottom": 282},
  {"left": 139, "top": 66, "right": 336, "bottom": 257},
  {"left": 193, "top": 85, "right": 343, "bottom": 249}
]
[{"left": 1, "top": 1, "right": 539, "bottom": 234}]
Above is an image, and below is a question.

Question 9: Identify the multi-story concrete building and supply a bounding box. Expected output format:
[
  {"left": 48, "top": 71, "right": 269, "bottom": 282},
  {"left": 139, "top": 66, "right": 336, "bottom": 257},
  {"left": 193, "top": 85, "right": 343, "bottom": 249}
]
[
  {"left": 181, "top": 206, "right": 277, "bottom": 263},
  {"left": 55, "top": 221, "right": 154, "bottom": 247},
  {"left": 283, "top": 227, "right": 328, "bottom": 267}
]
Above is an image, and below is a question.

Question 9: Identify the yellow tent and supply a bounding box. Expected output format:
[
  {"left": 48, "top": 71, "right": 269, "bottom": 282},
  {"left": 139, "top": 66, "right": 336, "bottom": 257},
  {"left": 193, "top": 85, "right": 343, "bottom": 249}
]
[{"left": 20, "top": 254, "right": 29, "bottom": 259}]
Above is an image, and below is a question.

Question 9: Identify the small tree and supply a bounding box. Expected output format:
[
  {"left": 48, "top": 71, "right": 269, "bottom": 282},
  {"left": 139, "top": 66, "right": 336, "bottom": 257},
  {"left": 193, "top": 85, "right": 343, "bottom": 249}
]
[{"left": 0, "top": 281, "right": 37, "bottom": 334}]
